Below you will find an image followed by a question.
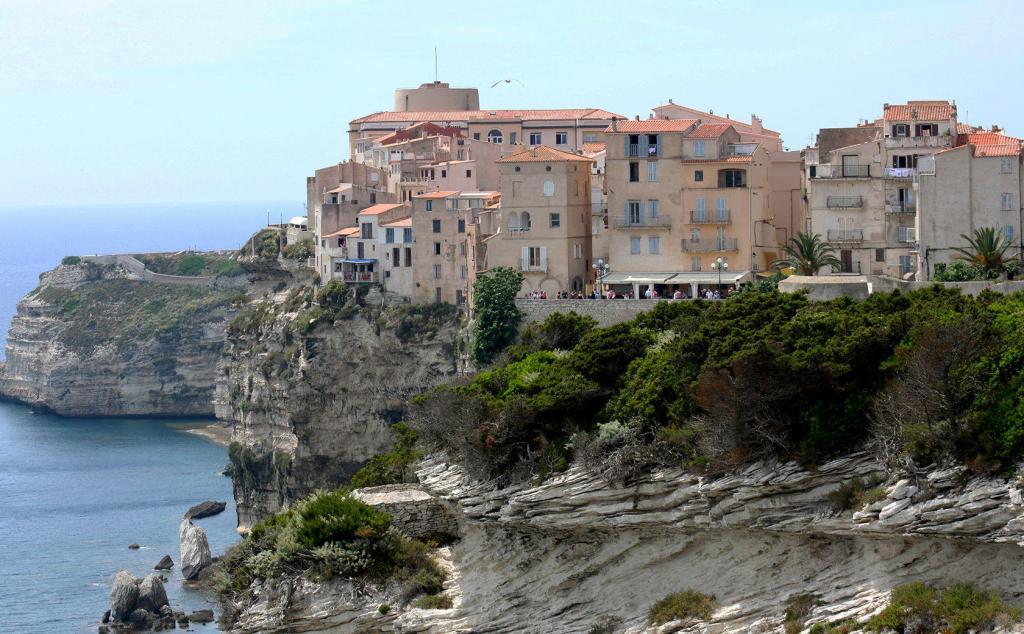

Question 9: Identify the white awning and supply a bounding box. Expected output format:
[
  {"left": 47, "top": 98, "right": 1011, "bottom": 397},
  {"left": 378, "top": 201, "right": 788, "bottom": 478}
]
[
  {"left": 602, "top": 271, "right": 751, "bottom": 285},
  {"left": 602, "top": 271, "right": 679, "bottom": 285}
]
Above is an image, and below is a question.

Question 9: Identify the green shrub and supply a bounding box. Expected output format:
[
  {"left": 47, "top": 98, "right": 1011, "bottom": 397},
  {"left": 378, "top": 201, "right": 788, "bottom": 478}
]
[
  {"left": 214, "top": 259, "right": 246, "bottom": 277},
  {"left": 61, "top": 255, "right": 82, "bottom": 265},
  {"left": 176, "top": 254, "right": 208, "bottom": 276},
  {"left": 648, "top": 590, "right": 718, "bottom": 626},
  {"left": 868, "top": 582, "right": 1019, "bottom": 634},
  {"left": 413, "top": 594, "right": 453, "bottom": 609},
  {"left": 378, "top": 603, "right": 391, "bottom": 615},
  {"left": 827, "top": 475, "right": 886, "bottom": 511},
  {"left": 472, "top": 267, "right": 523, "bottom": 364},
  {"left": 289, "top": 490, "right": 392, "bottom": 549},
  {"left": 283, "top": 239, "right": 314, "bottom": 260},
  {"left": 351, "top": 423, "right": 421, "bottom": 488}
]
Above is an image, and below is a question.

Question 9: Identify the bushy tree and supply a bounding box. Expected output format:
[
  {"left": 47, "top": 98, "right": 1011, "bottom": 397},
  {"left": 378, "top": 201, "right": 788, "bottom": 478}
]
[
  {"left": 472, "top": 267, "right": 523, "bottom": 364},
  {"left": 772, "top": 232, "right": 842, "bottom": 275},
  {"left": 953, "top": 227, "right": 1013, "bottom": 275}
]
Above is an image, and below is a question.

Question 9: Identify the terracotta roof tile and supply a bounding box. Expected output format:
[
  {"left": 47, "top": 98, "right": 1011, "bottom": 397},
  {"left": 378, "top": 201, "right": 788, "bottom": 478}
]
[
  {"left": 380, "top": 217, "right": 412, "bottom": 227},
  {"left": 357, "top": 203, "right": 406, "bottom": 216},
  {"left": 581, "top": 142, "right": 606, "bottom": 154},
  {"left": 352, "top": 108, "right": 624, "bottom": 125},
  {"left": 687, "top": 123, "right": 733, "bottom": 138},
  {"left": 605, "top": 119, "right": 699, "bottom": 133},
  {"left": 680, "top": 156, "right": 754, "bottom": 164},
  {"left": 883, "top": 101, "right": 956, "bottom": 121},
  {"left": 960, "top": 131, "right": 1024, "bottom": 158},
  {"left": 323, "top": 226, "right": 360, "bottom": 238},
  {"left": 415, "top": 191, "right": 459, "bottom": 199},
  {"left": 495, "top": 145, "right": 594, "bottom": 163}
]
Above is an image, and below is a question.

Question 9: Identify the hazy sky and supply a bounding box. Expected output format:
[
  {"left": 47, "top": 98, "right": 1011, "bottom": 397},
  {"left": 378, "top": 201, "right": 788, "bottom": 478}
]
[{"left": 2, "top": 0, "right": 1022, "bottom": 206}]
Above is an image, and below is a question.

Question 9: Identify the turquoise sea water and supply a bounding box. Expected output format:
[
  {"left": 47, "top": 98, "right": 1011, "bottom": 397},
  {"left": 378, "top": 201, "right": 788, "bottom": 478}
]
[{"left": 0, "top": 202, "right": 302, "bottom": 631}]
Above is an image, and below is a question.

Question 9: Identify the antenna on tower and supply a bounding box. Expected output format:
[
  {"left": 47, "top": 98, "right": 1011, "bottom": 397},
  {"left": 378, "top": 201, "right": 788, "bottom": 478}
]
[{"left": 434, "top": 47, "right": 438, "bottom": 82}]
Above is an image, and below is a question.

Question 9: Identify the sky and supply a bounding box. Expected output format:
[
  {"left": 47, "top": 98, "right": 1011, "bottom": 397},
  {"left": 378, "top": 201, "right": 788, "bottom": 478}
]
[{"left": 1, "top": 0, "right": 1022, "bottom": 206}]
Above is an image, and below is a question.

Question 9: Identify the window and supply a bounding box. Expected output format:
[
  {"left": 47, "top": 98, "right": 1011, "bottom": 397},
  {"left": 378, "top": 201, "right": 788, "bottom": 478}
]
[
  {"left": 433, "top": 242, "right": 441, "bottom": 255},
  {"left": 466, "top": 169, "right": 472, "bottom": 178},
  {"left": 361, "top": 222, "right": 373, "bottom": 239},
  {"left": 627, "top": 200, "right": 642, "bottom": 224},
  {"left": 439, "top": 169, "right": 446, "bottom": 178},
  {"left": 1002, "top": 158, "right": 1014, "bottom": 174},
  {"left": 455, "top": 289, "right": 464, "bottom": 305},
  {"left": 404, "top": 247, "right": 412, "bottom": 266},
  {"left": 715, "top": 197, "right": 727, "bottom": 221},
  {"left": 521, "top": 211, "right": 532, "bottom": 229},
  {"left": 691, "top": 256, "right": 701, "bottom": 271},
  {"left": 473, "top": 132, "right": 480, "bottom": 140},
  {"left": 630, "top": 236, "right": 641, "bottom": 254},
  {"left": 433, "top": 264, "right": 442, "bottom": 279},
  {"left": 693, "top": 140, "right": 705, "bottom": 157},
  {"left": 898, "top": 226, "right": 915, "bottom": 242},
  {"left": 543, "top": 180, "right": 555, "bottom": 197},
  {"left": 875, "top": 248, "right": 885, "bottom": 263},
  {"left": 695, "top": 170, "right": 704, "bottom": 182},
  {"left": 403, "top": 228, "right": 412, "bottom": 243},
  {"left": 648, "top": 199, "right": 659, "bottom": 218},
  {"left": 898, "top": 255, "right": 913, "bottom": 274},
  {"left": 529, "top": 132, "right": 542, "bottom": 145},
  {"left": 584, "top": 133, "right": 597, "bottom": 143},
  {"left": 436, "top": 287, "right": 442, "bottom": 302},
  {"left": 893, "top": 124, "right": 909, "bottom": 137},
  {"left": 458, "top": 218, "right": 466, "bottom": 233},
  {"left": 719, "top": 169, "right": 746, "bottom": 188},
  {"left": 648, "top": 236, "right": 660, "bottom": 254},
  {"left": 809, "top": 165, "right": 816, "bottom": 179},
  {"left": 647, "top": 160, "right": 658, "bottom": 181},
  {"left": 425, "top": 200, "right": 433, "bottom": 211},
  {"left": 385, "top": 228, "right": 395, "bottom": 243},
  {"left": 507, "top": 211, "right": 520, "bottom": 230},
  {"left": 509, "top": 132, "right": 517, "bottom": 145},
  {"left": 892, "top": 154, "right": 918, "bottom": 168},
  {"left": 629, "top": 161, "right": 640, "bottom": 182},
  {"left": 1005, "top": 224, "right": 1016, "bottom": 242},
  {"left": 432, "top": 219, "right": 441, "bottom": 233},
  {"left": 459, "top": 242, "right": 466, "bottom": 256},
  {"left": 555, "top": 132, "right": 568, "bottom": 145},
  {"left": 459, "top": 264, "right": 468, "bottom": 279},
  {"left": 914, "top": 123, "right": 938, "bottom": 137},
  {"left": 694, "top": 197, "right": 706, "bottom": 221},
  {"left": 691, "top": 228, "right": 700, "bottom": 241},
  {"left": 1003, "top": 193, "right": 1014, "bottom": 210},
  {"left": 646, "top": 134, "right": 660, "bottom": 155},
  {"left": 392, "top": 247, "right": 400, "bottom": 267},
  {"left": 549, "top": 213, "right": 561, "bottom": 228},
  {"left": 528, "top": 246, "right": 544, "bottom": 268},
  {"left": 573, "top": 243, "right": 583, "bottom": 259}
]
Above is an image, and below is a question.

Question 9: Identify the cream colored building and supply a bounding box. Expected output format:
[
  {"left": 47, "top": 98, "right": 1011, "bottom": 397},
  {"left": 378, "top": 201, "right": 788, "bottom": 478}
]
[
  {"left": 341, "top": 203, "right": 409, "bottom": 286},
  {"left": 602, "top": 118, "right": 796, "bottom": 297},
  {"left": 411, "top": 191, "right": 499, "bottom": 305},
  {"left": 378, "top": 216, "right": 415, "bottom": 298},
  {"left": 807, "top": 101, "right": 959, "bottom": 277},
  {"left": 484, "top": 146, "right": 594, "bottom": 295},
  {"left": 916, "top": 128, "right": 1023, "bottom": 278},
  {"left": 651, "top": 100, "right": 784, "bottom": 152}
]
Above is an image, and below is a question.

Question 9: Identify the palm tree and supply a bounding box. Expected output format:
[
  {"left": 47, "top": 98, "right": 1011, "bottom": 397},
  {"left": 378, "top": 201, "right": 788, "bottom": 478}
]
[
  {"left": 772, "top": 232, "right": 842, "bottom": 276},
  {"left": 952, "top": 227, "right": 1012, "bottom": 275}
]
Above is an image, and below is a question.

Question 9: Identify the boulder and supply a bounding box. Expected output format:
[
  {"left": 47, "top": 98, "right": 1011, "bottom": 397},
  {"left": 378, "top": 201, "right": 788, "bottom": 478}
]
[
  {"left": 109, "top": 570, "right": 139, "bottom": 622},
  {"left": 179, "top": 519, "right": 213, "bottom": 580},
  {"left": 153, "top": 554, "right": 174, "bottom": 570},
  {"left": 185, "top": 500, "right": 227, "bottom": 520},
  {"left": 127, "top": 543, "right": 140, "bottom": 550},
  {"left": 189, "top": 608, "right": 215, "bottom": 623},
  {"left": 128, "top": 608, "right": 154, "bottom": 628},
  {"left": 136, "top": 574, "right": 169, "bottom": 613}
]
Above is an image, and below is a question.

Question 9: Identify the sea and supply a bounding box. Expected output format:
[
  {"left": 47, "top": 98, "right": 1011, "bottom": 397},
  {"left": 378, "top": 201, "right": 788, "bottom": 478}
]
[{"left": 0, "top": 202, "right": 302, "bottom": 633}]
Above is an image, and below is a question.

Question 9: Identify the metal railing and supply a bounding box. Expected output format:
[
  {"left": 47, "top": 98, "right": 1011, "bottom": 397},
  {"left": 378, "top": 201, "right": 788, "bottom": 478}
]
[
  {"left": 815, "top": 164, "right": 871, "bottom": 178},
  {"left": 884, "top": 136, "right": 952, "bottom": 149},
  {"left": 884, "top": 167, "right": 917, "bottom": 179},
  {"left": 827, "top": 229, "right": 864, "bottom": 242},
  {"left": 627, "top": 144, "right": 660, "bottom": 157},
  {"left": 827, "top": 196, "right": 863, "bottom": 208},
  {"left": 680, "top": 237, "right": 739, "bottom": 252},
  {"left": 886, "top": 202, "right": 917, "bottom": 213},
  {"left": 343, "top": 271, "right": 378, "bottom": 282},
  {"left": 611, "top": 215, "right": 672, "bottom": 229},
  {"left": 520, "top": 258, "right": 548, "bottom": 272},
  {"left": 689, "top": 209, "right": 731, "bottom": 223}
]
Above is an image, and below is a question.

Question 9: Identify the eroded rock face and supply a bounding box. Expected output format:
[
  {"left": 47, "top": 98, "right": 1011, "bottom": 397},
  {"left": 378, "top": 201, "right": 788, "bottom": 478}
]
[
  {"left": 184, "top": 500, "right": 227, "bottom": 520},
  {"left": 179, "top": 519, "right": 212, "bottom": 580},
  {"left": 135, "top": 574, "right": 169, "bottom": 614},
  {"left": 109, "top": 570, "right": 139, "bottom": 622},
  {"left": 221, "top": 304, "right": 460, "bottom": 527}
]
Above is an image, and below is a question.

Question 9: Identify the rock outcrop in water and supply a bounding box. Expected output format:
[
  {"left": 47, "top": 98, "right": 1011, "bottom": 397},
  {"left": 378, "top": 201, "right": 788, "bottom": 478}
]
[
  {"left": 104, "top": 571, "right": 177, "bottom": 632},
  {"left": 179, "top": 519, "right": 213, "bottom": 581},
  {"left": 219, "top": 291, "right": 462, "bottom": 527}
]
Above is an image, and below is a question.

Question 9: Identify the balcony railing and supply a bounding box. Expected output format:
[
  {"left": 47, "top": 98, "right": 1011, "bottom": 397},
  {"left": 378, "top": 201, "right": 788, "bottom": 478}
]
[
  {"left": 627, "top": 144, "right": 660, "bottom": 157},
  {"left": 827, "top": 196, "right": 864, "bottom": 209},
  {"left": 611, "top": 215, "right": 672, "bottom": 229},
  {"left": 884, "top": 136, "right": 952, "bottom": 149},
  {"left": 680, "top": 237, "right": 739, "bottom": 252},
  {"left": 503, "top": 227, "right": 533, "bottom": 239},
  {"left": 884, "top": 167, "right": 917, "bottom": 179},
  {"left": 689, "top": 209, "right": 731, "bottom": 224},
  {"left": 827, "top": 229, "right": 864, "bottom": 242},
  {"left": 521, "top": 258, "right": 548, "bottom": 272},
  {"left": 343, "top": 271, "right": 378, "bottom": 283},
  {"left": 886, "top": 202, "right": 917, "bottom": 214},
  {"left": 815, "top": 164, "right": 871, "bottom": 178}
]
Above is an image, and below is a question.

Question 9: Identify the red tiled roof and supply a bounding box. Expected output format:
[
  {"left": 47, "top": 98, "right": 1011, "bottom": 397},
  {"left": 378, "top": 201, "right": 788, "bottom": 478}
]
[
  {"left": 959, "top": 131, "right": 1024, "bottom": 158},
  {"left": 687, "top": 123, "right": 733, "bottom": 138},
  {"left": 352, "top": 108, "right": 624, "bottom": 125},
  {"left": 883, "top": 101, "right": 956, "bottom": 121},
  {"left": 957, "top": 123, "right": 979, "bottom": 135},
  {"left": 581, "top": 142, "right": 606, "bottom": 154},
  {"left": 357, "top": 203, "right": 405, "bottom": 216},
  {"left": 651, "top": 102, "right": 783, "bottom": 138},
  {"left": 680, "top": 156, "right": 754, "bottom": 164},
  {"left": 605, "top": 119, "right": 699, "bottom": 133},
  {"left": 323, "top": 226, "right": 360, "bottom": 238},
  {"left": 415, "top": 191, "right": 459, "bottom": 199},
  {"left": 974, "top": 144, "right": 1022, "bottom": 158},
  {"left": 380, "top": 217, "right": 412, "bottom": 227},
  {"left": 495, "top": 145, "right": 594, "bottom": 163}
]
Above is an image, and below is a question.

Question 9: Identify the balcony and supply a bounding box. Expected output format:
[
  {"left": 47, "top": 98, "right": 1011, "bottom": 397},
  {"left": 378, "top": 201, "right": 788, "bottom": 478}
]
[
  {"left": 827, "top": 196, "right": 864, "bottom": 209},
  {"left": 521, "top": 258, "right": 548, "bottom": 273},
  {"left": 886, "top": 202, "right": 917, "bottom": 214},
  {"left": 680, "top": 237, "right": 738, "bottom": 252},
  {"left": 827, "top": 229, "right": 864, "bottom": 243},
  {"left": 689, "top": 209, "right": 731, "bottom": 224},
  {"left": 884, "top": 136, "right": 953, "bottom": 149},
  {"left": 503, "top": 227, "right": 533, "bottom": 239},
  {"left": 814, "top": 164, "right": 871, "bottom": 178},
  {"left": 343, "top": 271, "right": 378, "bottom": 283},
  {"left": 884, "top": 167, "right": 917, "bottom": 179},
  {"left": 627, "top": 144, "right": 660, "bottom": 158},
  {"left": 612, "top": 215, "right": 672, "bottom": 229}
]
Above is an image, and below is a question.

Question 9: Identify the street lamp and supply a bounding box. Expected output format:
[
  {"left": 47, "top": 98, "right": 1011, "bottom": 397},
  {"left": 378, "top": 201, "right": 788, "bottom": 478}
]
[
  {"left": 710, "top": 257, "right": 728, "bottom": 295},
  {"left": 592, "top": 258, "right": 610, "bottom": 298}
]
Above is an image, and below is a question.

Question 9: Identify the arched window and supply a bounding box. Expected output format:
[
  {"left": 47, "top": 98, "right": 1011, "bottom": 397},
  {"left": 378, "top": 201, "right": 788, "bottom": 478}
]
[
  {"left": 507, "top": 211, "right": 520, "bottom": 230},
  {"left": 572, "top": 276, "right": 583, "bottom": 291},
  {"left": 487, "top": 129, "right": 503, "bottom": 144},
  {"left": 542, "top": 180, "right": 555, "bottom": 197},
  {"left": 521, "top": 211, "right": 532, "bottom": 230}
]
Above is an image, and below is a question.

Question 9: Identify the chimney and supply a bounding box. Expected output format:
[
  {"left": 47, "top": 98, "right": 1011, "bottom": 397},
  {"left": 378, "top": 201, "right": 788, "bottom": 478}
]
[
  {"left": 635, "top": 115, "right": 640, "bottom": 121},
  {"left": 668, "top": 98, "right": 674, "bottom": 104},
  {"left": 611, "top": 117, "right": 618, "bottom": 132}
]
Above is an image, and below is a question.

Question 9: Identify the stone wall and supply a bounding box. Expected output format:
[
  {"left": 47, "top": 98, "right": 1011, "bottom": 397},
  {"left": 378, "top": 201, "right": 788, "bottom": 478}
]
[
  {"left": 515, "top": 298, "right": 665, "bottom": 327},
  {"left": 780, "top": 274, "right": 1024, "bottom": 300},
  {"left": 352, "top": 484, "right": 460, "bottom": 541}
]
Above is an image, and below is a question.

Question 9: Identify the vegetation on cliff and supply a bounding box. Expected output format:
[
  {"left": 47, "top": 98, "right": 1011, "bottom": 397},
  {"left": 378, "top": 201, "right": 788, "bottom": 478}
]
[
  {"left": 411, "top": 287, "right": 1024, "bottom": 482},
  {"left": 134, "top": 251, "right": 245, "bottom": 277},
  {"left": 866, "top": 582, "right": 1019, "bottom": 634},
  {"left": 471, "top": 266, "right": 523, "bottom": 364},
  {"left": 213, "top": 490, "right": 446, "bottom": 606}
]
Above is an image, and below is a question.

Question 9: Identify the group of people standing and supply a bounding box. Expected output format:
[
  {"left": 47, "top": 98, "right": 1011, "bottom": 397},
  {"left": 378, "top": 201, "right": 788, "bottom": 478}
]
[{"left": 524, "top": 287, "right": 732, "bottom": 300}]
